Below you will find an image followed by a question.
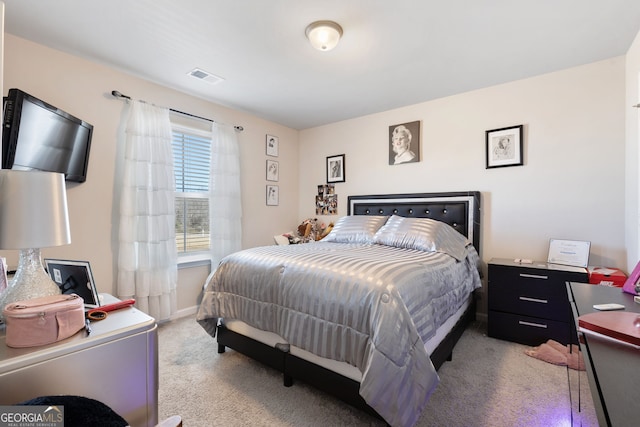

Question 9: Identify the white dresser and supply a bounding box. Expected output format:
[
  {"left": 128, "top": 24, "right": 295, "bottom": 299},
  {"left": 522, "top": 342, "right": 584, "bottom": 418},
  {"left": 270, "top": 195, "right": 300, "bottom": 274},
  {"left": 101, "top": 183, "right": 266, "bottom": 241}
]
[{"left": 0, "top": 294, "right": 158, "bottom": 427}]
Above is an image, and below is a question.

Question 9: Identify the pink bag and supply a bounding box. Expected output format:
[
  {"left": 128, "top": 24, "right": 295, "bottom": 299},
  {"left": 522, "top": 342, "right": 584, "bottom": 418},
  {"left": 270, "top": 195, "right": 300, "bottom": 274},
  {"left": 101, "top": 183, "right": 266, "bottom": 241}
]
[{"left": 3, "top": 293, "right": 86, "bottom": 348}]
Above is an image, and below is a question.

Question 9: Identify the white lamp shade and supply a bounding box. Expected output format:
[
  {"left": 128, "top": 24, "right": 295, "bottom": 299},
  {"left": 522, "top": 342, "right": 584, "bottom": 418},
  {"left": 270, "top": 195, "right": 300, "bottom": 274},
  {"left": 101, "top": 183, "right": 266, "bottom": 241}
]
[
  {"left": 0, "top": 170, "right": 71, "bottom": 249},
  {"left": 305, "top": 21, "right": 343, "bottom": 51}
]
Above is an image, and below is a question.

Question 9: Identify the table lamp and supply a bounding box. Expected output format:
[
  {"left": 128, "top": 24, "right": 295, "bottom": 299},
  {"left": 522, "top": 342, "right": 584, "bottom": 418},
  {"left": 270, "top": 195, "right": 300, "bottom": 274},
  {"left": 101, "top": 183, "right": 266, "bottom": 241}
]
[{"left": 0, "top": 170, "right": 71, "bottom": 314}]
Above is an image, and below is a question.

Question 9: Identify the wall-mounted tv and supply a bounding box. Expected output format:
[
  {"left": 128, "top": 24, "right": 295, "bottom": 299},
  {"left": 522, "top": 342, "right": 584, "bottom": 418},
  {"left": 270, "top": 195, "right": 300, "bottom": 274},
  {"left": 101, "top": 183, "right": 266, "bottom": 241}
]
[{"left": 1, "top": 88, "right": 93, "bottom": 182}]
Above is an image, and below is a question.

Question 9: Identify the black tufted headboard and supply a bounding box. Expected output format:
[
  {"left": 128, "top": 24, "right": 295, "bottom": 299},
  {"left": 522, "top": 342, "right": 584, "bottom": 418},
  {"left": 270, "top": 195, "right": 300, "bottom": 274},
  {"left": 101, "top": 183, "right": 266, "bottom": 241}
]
[{"left": 348, "top": 191, "right": 481, "bottom": 255}]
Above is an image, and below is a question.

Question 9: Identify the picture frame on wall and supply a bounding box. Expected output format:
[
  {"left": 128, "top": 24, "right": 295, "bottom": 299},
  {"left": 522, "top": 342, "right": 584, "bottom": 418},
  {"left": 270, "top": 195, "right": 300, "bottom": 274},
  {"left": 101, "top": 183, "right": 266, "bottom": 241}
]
[
  {"left": 389, "top": 120, "right": 421, "bottom": 165},
  {"left": 326, "top": 154, "right": 345, "bottom": 183},
  {"left": 266, "top": 159, "right": 279, "bottom": 182},
  {"left": 43, "top": 259, "right": 101, "bottom": 307},
  {"left": 266, "top": 185, "right": 279, "bottom": 206},
  {"left": 266, "top": 134, "right": 279, "bottom": 157},
  {"left": 486, "top": 124, "right": 523, "bottom": 169}
]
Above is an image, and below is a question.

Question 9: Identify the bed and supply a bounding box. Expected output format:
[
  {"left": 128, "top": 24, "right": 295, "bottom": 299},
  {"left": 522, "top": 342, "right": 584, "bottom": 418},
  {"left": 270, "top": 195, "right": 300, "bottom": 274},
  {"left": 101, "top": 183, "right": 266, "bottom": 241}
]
[{"left": 196, "top": 191, "right": 482, "bottom": 427}]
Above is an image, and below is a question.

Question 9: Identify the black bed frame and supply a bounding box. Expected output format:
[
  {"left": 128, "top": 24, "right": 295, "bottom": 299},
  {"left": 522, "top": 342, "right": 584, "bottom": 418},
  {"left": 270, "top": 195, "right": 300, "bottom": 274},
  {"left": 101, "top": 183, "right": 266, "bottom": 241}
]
[{"left": 216, "top": 191, "right": 482, "bottom": 419}]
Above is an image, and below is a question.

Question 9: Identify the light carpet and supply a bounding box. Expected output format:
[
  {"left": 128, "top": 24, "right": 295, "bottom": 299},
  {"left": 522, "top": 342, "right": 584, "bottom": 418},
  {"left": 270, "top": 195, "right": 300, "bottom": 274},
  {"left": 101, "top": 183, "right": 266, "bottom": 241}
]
[{"left": 158, "top": 316, "right": 598, "bottom": 426}]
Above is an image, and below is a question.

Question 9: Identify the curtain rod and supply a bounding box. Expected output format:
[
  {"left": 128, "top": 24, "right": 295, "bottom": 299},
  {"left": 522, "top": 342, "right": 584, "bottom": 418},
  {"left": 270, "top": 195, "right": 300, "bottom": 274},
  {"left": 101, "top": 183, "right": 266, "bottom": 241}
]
[{"left": 111, "top": 90, "right": 244, "bottom": 131}]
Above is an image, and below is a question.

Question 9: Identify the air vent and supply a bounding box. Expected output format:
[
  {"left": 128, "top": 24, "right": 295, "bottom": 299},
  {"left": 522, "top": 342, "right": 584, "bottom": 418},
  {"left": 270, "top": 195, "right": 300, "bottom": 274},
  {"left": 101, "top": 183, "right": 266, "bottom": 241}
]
[{"left": 187, "top": 68, "right": 225, "bottom": 85}]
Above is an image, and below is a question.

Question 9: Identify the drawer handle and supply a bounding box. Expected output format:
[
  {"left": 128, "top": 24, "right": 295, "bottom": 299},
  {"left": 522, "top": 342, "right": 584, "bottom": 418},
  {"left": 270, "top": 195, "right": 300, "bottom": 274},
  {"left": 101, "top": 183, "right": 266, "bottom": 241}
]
[
  {"left": 519, "top": 273, "right": 548, "bottom": 280},
  {"left": 519, "top": 296, "right": 548, "bottom": 304},
  {"left": 518, "top": 320, "right": 548, "bottom": 329}
]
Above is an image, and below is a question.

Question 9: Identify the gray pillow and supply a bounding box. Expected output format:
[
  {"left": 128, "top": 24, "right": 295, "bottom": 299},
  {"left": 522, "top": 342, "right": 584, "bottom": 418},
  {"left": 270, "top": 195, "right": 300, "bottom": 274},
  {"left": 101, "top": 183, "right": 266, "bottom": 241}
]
[
  {"left": 322, "top": 215, "right": 389, "bottom": 244},
  {"left": 373, "top": 215, "right": 469, "bottom": 260}
]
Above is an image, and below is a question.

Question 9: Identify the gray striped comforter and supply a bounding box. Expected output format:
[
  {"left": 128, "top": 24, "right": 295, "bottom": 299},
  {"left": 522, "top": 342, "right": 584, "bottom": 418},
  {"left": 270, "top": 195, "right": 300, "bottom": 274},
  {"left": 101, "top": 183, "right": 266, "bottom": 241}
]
[{"left": 197, "top": 242, "right": 481, "bottom": 427}]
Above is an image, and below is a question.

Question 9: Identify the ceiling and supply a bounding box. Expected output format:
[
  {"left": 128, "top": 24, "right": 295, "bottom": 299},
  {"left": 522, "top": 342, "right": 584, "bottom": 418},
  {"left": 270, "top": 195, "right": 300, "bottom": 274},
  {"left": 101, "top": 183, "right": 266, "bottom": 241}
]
[{"left": 3, "top": 0, "right": 640, "bottom": 130}]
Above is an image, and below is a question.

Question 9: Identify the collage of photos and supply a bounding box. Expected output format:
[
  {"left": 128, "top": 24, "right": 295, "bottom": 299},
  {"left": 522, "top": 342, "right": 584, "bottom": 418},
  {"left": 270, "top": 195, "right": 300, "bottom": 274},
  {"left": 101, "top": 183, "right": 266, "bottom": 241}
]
[{"left": 316, "top": 184, "right": 337, "bottom": 215}]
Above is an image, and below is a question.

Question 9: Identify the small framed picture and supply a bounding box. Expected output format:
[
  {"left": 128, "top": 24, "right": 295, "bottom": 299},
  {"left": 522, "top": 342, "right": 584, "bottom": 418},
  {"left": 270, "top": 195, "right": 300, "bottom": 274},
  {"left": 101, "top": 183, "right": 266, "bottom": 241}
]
[
  {"left": 547, "top": 239, "right": 590, "bottom": 268},
  {"left": 326, "top": 154, "right": 345, "bottom": 183},
  {"left": 266, "top": 159, "right": 279, "bottom": 182},
  {"left": 266, "top": 134, "right": 279, "bottom": 157},
  {"left": 44, "top": 259, "right": 101, "bottom": 307},
  {"left": 266, "top": 185, "right": 279, "bottom": 206},
  {"left": 486, "top": 125, "right": 524, "bottom": 169}
]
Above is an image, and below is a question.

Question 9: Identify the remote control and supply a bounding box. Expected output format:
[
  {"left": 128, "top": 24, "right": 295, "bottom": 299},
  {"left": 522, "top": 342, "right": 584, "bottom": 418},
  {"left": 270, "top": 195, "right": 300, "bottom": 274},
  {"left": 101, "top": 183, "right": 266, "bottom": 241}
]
[{"left": 592, "top": 303, "right": 625, "bottom": 311}]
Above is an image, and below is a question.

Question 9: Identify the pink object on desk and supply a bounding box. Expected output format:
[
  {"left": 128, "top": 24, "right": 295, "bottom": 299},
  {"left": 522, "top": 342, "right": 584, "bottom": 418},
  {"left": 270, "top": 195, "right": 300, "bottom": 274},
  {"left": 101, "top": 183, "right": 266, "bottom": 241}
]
[{"left": 622, "top": 261, "right": 640, "bottom": 295}]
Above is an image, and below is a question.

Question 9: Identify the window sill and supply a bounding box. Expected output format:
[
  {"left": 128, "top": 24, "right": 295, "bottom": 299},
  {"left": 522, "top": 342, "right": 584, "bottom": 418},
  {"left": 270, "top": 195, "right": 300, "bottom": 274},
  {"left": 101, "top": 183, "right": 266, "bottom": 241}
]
[{"left": 177, "top": 253, "right": 211, "bottom": 269}]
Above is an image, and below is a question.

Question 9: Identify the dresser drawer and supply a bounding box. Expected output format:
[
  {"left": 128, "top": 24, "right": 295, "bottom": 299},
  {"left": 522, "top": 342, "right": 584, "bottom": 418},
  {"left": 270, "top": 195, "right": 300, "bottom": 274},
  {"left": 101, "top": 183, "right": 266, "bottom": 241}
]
[
  {"left": 488, "top": 264, "right": 586, "bottom": 322},
  {"left": 488, "top": 278, "right": 569, "bottom": 321},
  {"left": 488, "top": 263, "right": 587, "bottom": 287},
  {"left": 488, "top": 310, "right": 571, "bottom": 346}
]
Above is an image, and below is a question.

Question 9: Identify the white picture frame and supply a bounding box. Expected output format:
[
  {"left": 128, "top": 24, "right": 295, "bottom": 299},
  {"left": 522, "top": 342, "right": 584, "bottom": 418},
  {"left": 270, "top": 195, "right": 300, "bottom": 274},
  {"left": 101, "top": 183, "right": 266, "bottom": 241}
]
[
  {"left": 266, "top": 185, "right": 279, "bottom": 206},
  {"left": 547, "top": 239, "right": 590, "bottom": 268},
  {"left": 266, "top": 134, "right": 279, "bottom": 157},
  {"left": 44, "top": 259, "right": 101, "bottom": 307},
  {"left": 266, "top": 159, "right": 279, "bottom": 182}
]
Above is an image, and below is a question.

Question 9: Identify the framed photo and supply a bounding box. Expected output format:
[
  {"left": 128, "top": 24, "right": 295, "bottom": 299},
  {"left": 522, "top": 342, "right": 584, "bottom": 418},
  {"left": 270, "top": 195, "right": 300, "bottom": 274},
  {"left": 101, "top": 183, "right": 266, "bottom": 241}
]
[
  {"left": 486, "top": 125, "right": 523, "bottom": 169},
  {"left": 389, "top": 120, "right": 421, "bottom": 165},
  {"left": 44, "top": 259, "right": 101, "bottom": 307},
  {"left": 266, "top": 134, "right": 279, "bottom": 157},
  {"left": 266, "top": 159, "right": 279, "bottom": 182},
  {"left": 547, "top": 239, "right": 590, "bottom": 268},
  {"left": 326, "top": 154, "right": 345, "bottom": 183},
  {"left": 266, "top": 185, "right": 279, "bottom": 206}
]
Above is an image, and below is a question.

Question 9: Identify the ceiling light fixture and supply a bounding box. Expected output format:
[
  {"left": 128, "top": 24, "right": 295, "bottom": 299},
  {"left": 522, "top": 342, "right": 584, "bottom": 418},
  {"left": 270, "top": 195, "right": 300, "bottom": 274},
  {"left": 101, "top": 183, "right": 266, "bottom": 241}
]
[{"left": 305, "top": 20, "right": 343, "bottom": 51}]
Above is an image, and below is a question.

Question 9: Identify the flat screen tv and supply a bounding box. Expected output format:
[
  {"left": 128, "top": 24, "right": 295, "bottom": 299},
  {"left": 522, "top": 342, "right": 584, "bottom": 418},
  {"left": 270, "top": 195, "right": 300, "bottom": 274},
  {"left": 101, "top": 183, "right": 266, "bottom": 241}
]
[{"left": 1, "top": 88, "right": 93, "bottom": 182}]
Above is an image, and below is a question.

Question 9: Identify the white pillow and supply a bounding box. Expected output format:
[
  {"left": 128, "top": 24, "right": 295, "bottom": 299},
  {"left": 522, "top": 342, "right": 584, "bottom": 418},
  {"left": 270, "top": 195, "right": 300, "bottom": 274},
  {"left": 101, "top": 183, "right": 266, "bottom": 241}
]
[
  {"left": 322, "top": 215, "right": 389, "bottom": 244},
  {"left": 373, "top": 215, "right": 469, "bottom": 260}
]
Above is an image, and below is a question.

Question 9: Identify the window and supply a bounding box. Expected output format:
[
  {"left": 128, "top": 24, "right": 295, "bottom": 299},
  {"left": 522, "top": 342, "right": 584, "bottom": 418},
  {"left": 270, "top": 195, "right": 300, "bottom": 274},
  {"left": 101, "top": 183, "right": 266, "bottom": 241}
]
[{"left": 172, "top": 123, "right": 212, "bottom": 257}]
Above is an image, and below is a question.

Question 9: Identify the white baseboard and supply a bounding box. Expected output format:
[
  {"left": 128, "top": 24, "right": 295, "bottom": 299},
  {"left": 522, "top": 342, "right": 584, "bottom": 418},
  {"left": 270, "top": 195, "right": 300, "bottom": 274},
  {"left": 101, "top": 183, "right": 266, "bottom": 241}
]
[{"left": 158, "top": 305, "right": 198, "bottom": 325}]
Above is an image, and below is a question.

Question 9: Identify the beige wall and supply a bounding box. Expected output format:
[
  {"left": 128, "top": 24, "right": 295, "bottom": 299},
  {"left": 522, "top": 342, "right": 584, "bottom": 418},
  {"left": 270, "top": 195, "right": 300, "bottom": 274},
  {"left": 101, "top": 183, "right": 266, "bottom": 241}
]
[
  {"left": 0, "top": 34, "right": 300, "bottom": 314},
  {"left": 299, "top": 57, "right": 627, "bottom": 316},
  {"left": 626, "top": 31, "right": 640, "bottom": 270}
]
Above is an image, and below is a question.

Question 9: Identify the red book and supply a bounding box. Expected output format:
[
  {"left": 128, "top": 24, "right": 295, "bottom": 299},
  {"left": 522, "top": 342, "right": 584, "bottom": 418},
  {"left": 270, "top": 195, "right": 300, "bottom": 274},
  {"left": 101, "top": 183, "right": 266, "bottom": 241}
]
[{"left": 578, "top": 311, "right": 640, "bottom": 347}]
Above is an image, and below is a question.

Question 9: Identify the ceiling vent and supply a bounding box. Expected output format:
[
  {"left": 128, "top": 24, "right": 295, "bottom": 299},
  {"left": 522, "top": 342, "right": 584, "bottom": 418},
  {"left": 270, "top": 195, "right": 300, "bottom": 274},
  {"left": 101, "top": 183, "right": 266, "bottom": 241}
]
[{"left": 187, "top": 68, "right": 225, "bottom": 85}]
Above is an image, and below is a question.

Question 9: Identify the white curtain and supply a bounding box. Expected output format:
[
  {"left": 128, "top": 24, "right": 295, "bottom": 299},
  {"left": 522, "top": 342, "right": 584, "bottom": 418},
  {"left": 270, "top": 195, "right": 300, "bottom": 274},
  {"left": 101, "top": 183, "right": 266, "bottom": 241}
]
[
  {"left": 209, "top": 123, "right": 242, "bottom": 266},
  {"left": 117, "top": 100, "right": 177, "bottom": 321}
]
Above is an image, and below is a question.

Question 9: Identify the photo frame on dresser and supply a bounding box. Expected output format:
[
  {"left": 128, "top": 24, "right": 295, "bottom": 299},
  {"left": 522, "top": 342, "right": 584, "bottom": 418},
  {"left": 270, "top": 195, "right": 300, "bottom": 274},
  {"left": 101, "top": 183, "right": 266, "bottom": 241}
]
[
  {"left": 44, "top": 259, "right": 100, "bottom": 307},
  {"left": 547, "top": 239, "right": 590, "bottom": 268}
]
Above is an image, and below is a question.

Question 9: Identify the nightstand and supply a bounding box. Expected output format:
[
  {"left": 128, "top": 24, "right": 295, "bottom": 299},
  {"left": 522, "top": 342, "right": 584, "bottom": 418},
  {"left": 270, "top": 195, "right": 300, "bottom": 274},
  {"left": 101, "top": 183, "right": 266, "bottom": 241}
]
[
  {"left": 0, "top": 294, "right": 158, "bottom": 427},
  {"left": 488, "top": 258, "right": 588, "bottom": 346}
]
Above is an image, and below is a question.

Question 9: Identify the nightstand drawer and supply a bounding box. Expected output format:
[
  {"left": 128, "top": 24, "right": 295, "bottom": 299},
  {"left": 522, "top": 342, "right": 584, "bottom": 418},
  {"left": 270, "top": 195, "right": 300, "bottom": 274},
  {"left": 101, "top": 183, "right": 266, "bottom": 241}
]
[
  {"left": 488, "top": 263, "right": 586, "bottom": 289},
  {"left": 488, "top": 310, "right": 571, "bottom": 346},
  {"left": 488, "top": 278, "right": 568, "bottom": 321}
]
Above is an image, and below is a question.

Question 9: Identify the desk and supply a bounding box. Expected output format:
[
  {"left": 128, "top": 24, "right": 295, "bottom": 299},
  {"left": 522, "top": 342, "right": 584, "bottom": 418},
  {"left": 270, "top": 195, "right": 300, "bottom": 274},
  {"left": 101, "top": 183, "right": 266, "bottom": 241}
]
[
  {"left": 0, "top": 294, "right": 158, "bottom": 427},
  {"left": 567, "top": 282, "right": 639, "bottom": 427}
]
